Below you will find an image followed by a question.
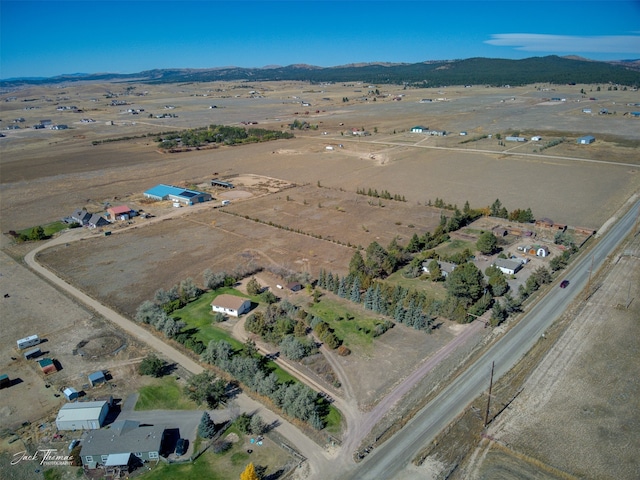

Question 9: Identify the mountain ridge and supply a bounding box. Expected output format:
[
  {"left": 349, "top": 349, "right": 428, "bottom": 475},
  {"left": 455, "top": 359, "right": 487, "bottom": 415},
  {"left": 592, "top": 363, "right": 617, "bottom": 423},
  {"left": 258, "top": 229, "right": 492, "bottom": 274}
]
[{"left": 2, "top": 56, "right": 639, "bottom": 87}]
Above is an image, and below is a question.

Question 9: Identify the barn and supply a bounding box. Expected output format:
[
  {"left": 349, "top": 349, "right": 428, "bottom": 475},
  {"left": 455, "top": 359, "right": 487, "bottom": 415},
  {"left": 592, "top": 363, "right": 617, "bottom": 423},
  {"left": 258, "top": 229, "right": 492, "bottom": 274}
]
[
  {"left": 143, "top": 184, "right": 212, "bottom": 205},
  {"left": 55, "top": 401, "right": 109, "bottom": 431},
  {"left": 107, "top": 205, "right": 133, "bottom": 221},
  {"left": 577, "top": 135, "right": 595, "bottom": 144},
  {"left": 211, "top": 294, "right": 251, "bottom": 317}
]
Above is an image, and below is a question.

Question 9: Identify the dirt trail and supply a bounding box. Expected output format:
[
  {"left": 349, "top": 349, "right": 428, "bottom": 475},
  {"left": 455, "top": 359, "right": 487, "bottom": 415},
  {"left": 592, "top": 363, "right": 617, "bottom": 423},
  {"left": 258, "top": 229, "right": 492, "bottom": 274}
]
[{"left": 24, "top": 230, "right": 333, "bottom": 478}]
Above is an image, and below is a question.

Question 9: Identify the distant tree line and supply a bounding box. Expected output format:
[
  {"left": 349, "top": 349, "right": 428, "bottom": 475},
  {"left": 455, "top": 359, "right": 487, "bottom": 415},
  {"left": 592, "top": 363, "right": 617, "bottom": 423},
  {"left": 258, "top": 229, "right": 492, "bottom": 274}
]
[
  {"left": 157, "top": 124, "right": 293, "bottom": 149},
  {"left": 356, "top": 187, "right": 407, "bottom": 202}
]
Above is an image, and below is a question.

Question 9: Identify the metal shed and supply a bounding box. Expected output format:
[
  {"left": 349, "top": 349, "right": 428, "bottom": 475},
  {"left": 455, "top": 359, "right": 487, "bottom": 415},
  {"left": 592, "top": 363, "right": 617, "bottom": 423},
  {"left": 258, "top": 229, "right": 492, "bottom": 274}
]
[
  {"left": 88, "top": 371, "right": 106, "bottom": 387},
  {"left": 55, "top": 401, "right": 109, "bottom": 430},
  {"left": 63, "top": 387, "right": 79, "bottom": 401}
]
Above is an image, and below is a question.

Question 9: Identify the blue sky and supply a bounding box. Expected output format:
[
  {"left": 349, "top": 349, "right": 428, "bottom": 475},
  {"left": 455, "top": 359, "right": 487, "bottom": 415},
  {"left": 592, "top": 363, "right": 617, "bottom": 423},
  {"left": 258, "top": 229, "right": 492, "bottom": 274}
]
[{"left": 1, "top": 0, "right": 639, "bottom": 79}]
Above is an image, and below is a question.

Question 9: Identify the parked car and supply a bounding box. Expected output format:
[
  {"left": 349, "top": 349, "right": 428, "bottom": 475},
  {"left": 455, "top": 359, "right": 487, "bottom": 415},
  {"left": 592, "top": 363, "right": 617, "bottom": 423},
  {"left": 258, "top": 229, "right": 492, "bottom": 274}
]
[
  {"left": 560, "top": 280, "right": 570, "bottom": 289},
  {"left": 175, "top": 438, "right": 188, "bottom": 456},
  {"left": 68, "top": 439, "right": 80, "bottom": 451}
]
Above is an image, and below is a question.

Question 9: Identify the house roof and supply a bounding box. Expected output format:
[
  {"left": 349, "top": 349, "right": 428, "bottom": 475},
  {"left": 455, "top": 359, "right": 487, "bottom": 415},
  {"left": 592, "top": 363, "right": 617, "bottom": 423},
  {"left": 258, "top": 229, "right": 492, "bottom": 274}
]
[
  {"left": 80, "top": 420, "right": 163, "bottom": 456},
  {"left": 108, "top": 205, "right": 131, "bottom": 215},
  {"left": 211, "top": 294, "right": 249, "bottom": 311},
  {"left": 493, "top": 258, "right": 522, "bottom": 271}
]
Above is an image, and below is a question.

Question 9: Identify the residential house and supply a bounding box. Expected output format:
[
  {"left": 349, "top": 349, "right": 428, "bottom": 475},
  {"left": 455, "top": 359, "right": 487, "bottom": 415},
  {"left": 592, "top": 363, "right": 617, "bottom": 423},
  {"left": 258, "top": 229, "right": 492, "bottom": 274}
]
[
  {"left": 210, "top": 294, "right": 251, "bottom": 317},
  {"left": 87, "top": 213, "right": 109, "bottom": 228},
  {"left": 80, "top": 420, "right": 164, "bottom": 470},
  {"left": 422, "top": 261, "right": 457, "bottom": 278},
  {"left": 492, "top": 258, "right": 523, "bottom": 275}
]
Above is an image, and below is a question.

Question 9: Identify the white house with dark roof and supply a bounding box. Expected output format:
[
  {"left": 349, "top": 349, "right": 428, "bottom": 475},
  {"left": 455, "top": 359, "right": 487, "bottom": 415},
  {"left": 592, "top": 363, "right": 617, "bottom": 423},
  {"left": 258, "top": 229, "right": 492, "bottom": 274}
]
[
  {"left": 80, "top": 420, "right": 164, "bottom": 470},
  {"left": 211, "top": 294, "right": 251, "bottom": 317},
  {"left": 492, "top": 258, "right": 523, "bottom": 275}
]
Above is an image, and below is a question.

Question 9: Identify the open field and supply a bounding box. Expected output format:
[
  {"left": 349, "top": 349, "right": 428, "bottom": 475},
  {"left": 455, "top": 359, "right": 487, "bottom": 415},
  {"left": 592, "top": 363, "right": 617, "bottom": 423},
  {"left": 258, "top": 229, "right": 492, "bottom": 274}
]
[{"left": 2, "top": 79, "right": 640, "bottom": 478}]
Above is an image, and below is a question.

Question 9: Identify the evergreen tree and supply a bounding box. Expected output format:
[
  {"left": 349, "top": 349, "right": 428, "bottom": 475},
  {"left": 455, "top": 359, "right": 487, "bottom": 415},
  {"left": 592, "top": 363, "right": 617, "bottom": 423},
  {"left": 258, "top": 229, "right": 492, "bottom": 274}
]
[
  {"left": 198, "top": 412, "right": 217, "bottom": 439},
  {"left": 394, "top": 302, "right": 405, "bottom": 323},
  {"left": 317, "top": 269, "right": 326, "bottom": 289},
  {"left": 350, "top": 276, "right": 361, "bottom": 303},
  {"left": 326, "top": 272, "right": 335, "bottom": 292},
  {"left": 337, "top": 277, "right": 347, "bottom": 298},
  {"left": 363, "top": 286, "right": 374, "bottom": 310}
]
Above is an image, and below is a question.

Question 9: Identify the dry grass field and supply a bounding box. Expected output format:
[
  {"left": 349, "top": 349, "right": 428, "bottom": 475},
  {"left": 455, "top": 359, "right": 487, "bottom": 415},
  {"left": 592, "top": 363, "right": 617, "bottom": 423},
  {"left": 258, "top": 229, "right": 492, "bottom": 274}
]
[{"left": 1, "top": 79, "right": 639, "bottom": 477}]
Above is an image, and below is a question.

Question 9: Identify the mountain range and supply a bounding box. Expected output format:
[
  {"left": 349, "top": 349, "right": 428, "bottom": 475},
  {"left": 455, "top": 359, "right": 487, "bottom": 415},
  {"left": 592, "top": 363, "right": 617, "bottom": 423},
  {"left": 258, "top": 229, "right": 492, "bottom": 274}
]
[{"left": 2, "top": 56, "right": 639, "bottom": 88}]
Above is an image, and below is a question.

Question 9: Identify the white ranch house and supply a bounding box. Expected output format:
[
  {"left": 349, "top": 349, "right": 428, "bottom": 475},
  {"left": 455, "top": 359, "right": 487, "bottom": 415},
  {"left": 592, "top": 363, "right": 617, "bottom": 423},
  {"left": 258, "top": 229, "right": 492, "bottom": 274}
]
[{"left": 211, "top": 294, "right": 251, "bottom": 317}]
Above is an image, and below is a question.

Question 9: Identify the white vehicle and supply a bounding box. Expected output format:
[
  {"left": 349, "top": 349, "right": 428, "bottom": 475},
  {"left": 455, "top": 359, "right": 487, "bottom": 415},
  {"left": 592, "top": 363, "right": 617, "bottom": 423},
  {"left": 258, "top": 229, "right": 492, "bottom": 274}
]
[{"left": 221, "top": 200, "right": 230, "bottom": 206}]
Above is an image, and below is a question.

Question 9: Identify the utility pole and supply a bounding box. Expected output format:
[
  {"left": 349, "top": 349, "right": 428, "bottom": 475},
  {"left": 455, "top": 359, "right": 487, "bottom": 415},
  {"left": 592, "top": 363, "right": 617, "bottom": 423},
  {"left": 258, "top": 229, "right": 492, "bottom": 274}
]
[
  {"left": 484, "top": 361, "right": 495, "bottom": 427},
  {"left": 586, "top": 255, "right": 594, "bottom": 300}
]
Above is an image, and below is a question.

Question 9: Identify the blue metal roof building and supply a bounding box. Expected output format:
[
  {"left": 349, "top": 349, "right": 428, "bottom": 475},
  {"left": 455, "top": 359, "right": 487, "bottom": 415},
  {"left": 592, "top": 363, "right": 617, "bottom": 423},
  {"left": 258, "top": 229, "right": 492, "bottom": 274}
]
[{"left": 143, "top": 184, "right": 212, "bottom": 205}]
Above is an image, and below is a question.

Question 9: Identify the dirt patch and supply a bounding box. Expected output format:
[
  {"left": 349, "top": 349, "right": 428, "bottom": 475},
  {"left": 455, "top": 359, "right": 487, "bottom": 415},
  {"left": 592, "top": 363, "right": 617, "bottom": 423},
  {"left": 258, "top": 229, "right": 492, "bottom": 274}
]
[{"left": 76, "top": 334, "right": 127, "bottom": 358}]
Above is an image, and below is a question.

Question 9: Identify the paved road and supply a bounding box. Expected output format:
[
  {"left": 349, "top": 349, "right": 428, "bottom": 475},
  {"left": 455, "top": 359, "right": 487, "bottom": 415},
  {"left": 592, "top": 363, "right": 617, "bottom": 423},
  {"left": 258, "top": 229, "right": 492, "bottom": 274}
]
[{"left": 341, "top": 198, "right": 640, "bottom": 480}]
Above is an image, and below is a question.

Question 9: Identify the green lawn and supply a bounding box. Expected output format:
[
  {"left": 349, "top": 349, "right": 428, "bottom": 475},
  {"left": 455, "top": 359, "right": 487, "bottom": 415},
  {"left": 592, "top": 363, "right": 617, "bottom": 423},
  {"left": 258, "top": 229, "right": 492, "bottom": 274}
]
[
  {"left": 18, "top": 220, "right": 70, "bottom": 239},
  {"left": 135, "top": 376, "right": 199, "bottom": 411},
  {"left": 434, "top": 238, "right": 474, "bottom": 256},
  {"left": 323, "top": 405, "right": 343, "bottom": 435},
  {"left": 140, "top": 425, "right": 292, "bottom": 480},
  {"left": 171, "top": 289, "right": 246, "bottom": 350},
  {"left": 172, "top": 290, "right": 296, "bottom": 384},
  {"left": 385, "top": 269, "right": 448, "bottom": 300},
  {"left": 308, "top": 298, "right": 387, "bottom": 348}
]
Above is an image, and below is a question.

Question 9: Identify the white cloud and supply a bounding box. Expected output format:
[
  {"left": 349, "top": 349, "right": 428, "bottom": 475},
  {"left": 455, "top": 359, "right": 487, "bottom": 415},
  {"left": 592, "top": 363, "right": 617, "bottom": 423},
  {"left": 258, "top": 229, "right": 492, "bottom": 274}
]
[{"left": 485, "top": 33, "right": 640, "bottom": 54}]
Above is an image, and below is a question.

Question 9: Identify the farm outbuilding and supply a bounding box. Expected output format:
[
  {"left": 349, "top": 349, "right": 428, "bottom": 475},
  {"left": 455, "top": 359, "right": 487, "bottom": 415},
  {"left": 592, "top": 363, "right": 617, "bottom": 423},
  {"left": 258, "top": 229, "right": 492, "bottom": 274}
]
[
  {"left": 143, "top": 184, "right": 212, "bottom": 205},
  {"left": 107, "top": 205, "right": 133, "bottom": 221},
  {"left": 0, "top": 374, "right": 10, "bottom": 389},
  {"left": 88, "top": 371, "right": 106, "bottom": 387},
  {"left": 211, "top": 179, "right": 234, "bottom": 189},
  {"left": 577, "top": 135, "right": 595, "bottom": 144},
  {"left": 55, "top": 400, "right": 109, "bottom": 431},
  {"left": 24, "top": 347, "right": 41, "bottom": 360},
  {"left": 38, "top": 358, "right": 57, "bottom": 374},
  {"left": 211, "top": 294, "right": 251, "bottom": 317},
  {"left": 64, "top": 387, "right": 79, "bottom": 401},
  {"left": 287, "top": 282, "right": 303, "bottom": 292}
]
